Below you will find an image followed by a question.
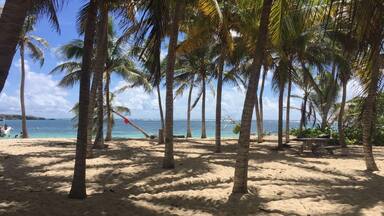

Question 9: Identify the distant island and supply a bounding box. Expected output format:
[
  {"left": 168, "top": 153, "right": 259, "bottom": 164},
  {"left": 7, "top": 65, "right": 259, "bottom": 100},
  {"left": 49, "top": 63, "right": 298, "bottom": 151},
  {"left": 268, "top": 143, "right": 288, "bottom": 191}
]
[{"left": 0, "top": 114, "right": 55, "bottom": 120}]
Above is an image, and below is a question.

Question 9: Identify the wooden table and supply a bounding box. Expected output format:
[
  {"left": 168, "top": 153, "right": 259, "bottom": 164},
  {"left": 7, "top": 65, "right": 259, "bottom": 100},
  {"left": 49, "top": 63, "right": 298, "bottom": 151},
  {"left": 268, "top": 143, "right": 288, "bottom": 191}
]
[{"left": 296, "top": 138, "right": 341, "bottom": 156}]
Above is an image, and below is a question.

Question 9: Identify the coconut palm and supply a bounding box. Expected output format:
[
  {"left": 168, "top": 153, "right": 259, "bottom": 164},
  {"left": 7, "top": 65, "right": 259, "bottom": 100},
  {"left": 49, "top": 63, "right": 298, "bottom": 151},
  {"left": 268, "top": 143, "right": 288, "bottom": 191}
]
[
  {"left": 174, "top": 46, "right": 216, "bottom": 139},
  {"left": 69, "top": 0, "right": 97, "bottom": 200},
  {"left": 232, "top": 0, "right": 273, "bottom": 194},
  {"left": 51, "top": 26, "right": 145, "bottom": 142},
  {"left": 18, "top": 16, "right": 48, "bottom": 138},
  {"left": 162, "top": 1, "right": 185, "bottom": 169},
  {"left": 0, "top": 0, "right": 62, "bottom": 93}
]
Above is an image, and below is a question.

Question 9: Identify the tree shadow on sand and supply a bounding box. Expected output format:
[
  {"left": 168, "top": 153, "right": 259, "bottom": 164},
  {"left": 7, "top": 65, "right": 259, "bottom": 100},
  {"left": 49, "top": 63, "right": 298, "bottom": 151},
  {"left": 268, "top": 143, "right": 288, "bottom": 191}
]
[{"left": 0, "top": 139, "right": 384, "bottom": 215}]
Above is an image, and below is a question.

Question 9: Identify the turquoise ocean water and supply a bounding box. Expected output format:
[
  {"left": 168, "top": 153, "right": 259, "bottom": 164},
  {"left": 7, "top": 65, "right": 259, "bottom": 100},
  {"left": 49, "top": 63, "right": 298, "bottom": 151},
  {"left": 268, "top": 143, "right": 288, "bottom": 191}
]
[{"left": 1, "top": 119, "right": 300, "bottom": 139}]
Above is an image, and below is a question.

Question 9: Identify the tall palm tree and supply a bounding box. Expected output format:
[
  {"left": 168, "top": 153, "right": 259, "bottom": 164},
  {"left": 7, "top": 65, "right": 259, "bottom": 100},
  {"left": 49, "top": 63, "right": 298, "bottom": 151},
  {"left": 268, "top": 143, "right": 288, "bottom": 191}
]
[
  {"left": 92, "top": 0, "right": 109, "bottom": 149},
  {"left": 232, "top": 0, "right": 273, "bottom": 194},
  {"left": 0, "top": 0, "right": 61, "bottom": 93},
  {"left": 69, "top": 0, "right": 97, "bottom": 200},
  {"left": 51, "top": 28, "right": 143, "bottom": 143},
  {"left": 163, "top": 0, "right": 185, "bottom": 169},
  {"left": 18, "top": 16, "right": 48, "bottom": 138}
]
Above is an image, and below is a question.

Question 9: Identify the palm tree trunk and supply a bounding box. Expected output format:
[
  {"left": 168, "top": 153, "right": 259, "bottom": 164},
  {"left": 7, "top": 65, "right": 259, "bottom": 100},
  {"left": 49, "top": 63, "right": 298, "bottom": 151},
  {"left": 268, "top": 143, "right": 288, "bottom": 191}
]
[
  {"left": 215, "top": 53, "right": 224, "bottom": 152},
  {"left": 92, "top": 1, "right": 109, "bottom": 149},
  {"left": 285, "top": 77, "right": 292, "bottom": 143},
  {"left": 361, "top": 41, "right": 380, "bottom": 172},
  {"left": 105, "top": 72, "right": 113, "bottom": 142},
  {"left": 157, "top": 84, "right": 165, "bottom": 130},
  {"left": 86, "top": 69, "right": 98, "bottom": 157},
  {"left": 186, "top": 77, "right": 194, "bottom": 138},
  {"left": 0, "top": 0, "right": 30, "bottom": 93},
  {"left": 19, "top": 42, "right": 29, "bottom": 138},
  {"left": 201, "top": 68, "right": 207, "bottom": 139},
  {"left": 255, "top": 93, "right": 262, "bottom": 143},
  {"left": 69, "top": 0, "right": 97, "bottom": 200},
  {"left": 94, "top": 80, "right": 104, "bottom": 148},
  {"left": 232, "top": 0, "right": 272, "bottom": 194},
  {"left": 338, "top": 81, "right": 347, "bottom": 148},
  {"left": 259, "top": 69, "right": 267, "bottom": 141},
  {"left": 299, "top": 93, "right": 308, "bottom": 133},
  {"left": 163, "top": 1, "right": 184, "bottom": 169},
  {"left": 277, "top": 85, "right": 285, "bottom": 149}
]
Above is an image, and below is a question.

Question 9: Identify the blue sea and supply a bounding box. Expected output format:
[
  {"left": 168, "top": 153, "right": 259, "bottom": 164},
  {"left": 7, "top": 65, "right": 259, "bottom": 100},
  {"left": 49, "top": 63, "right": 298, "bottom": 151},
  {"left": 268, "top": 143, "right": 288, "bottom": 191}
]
[{"left": 1, "top": 119, "right": 300, "bottom": 139}]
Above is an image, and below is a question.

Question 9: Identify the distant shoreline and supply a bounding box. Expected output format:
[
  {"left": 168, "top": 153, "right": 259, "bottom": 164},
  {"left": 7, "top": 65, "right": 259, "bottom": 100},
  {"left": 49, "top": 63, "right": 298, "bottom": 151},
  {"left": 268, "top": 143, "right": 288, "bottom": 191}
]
[{"left": 0, "top": 114, "right": 55, "bottom": 121}]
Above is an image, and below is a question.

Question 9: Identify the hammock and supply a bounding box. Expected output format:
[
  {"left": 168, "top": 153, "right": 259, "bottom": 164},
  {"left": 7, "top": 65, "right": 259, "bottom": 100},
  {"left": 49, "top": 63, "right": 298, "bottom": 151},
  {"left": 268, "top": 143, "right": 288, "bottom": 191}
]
[{"left": 111, "top": 110, "right": 151, "bottom": 138}]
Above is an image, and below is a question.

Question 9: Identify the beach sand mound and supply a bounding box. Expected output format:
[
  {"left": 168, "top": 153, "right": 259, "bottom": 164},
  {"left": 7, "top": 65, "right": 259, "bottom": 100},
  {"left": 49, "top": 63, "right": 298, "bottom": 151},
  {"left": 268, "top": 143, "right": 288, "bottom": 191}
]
[{"left": 0, "top": 137, "right": 384, "bottom": 215}]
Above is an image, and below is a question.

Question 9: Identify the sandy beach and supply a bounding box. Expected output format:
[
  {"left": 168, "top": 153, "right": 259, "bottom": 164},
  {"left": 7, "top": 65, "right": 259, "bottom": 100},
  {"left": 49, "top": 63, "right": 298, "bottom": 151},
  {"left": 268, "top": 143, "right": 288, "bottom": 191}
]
[{"left": 0, "top": 136, "right": 384, "bottom": 215}]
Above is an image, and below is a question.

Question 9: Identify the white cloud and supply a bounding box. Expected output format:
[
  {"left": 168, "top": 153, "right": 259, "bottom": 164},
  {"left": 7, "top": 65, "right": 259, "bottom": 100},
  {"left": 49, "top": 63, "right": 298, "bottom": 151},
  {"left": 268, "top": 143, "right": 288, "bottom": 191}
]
[{"left": 0, "top": 60, "right": 74, "bottom": 118}]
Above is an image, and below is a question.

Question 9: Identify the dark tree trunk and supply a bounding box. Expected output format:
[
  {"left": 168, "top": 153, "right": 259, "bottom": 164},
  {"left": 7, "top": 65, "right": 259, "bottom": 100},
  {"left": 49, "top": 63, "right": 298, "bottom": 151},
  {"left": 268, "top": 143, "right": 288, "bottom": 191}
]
[
  {"left": 277, "top": 85, "right": 285, "bottom": 150},
  {"left": 186, "top": 77, "right": 194, "bottom": 138},
  {"left": 201, "top": 68, "right": 207, "bottom": 139},
  {"left": 86, "top": 68, "right": 98, "bottom": 158},
  {"left": 285, "top": 77, "right": 292, "bottom": 143},
  {"left": 94, "top": 79, "right": 104, "bottom": 148},
  {"left": 157, "top": 84, "right": 165, "bottom": 130},
  {"left": 255, "top": 92, "right": 262, "bottom": 143},
  {"left": 232, "top": 0, "right": 272, "bottom": 194},
  {"left": 19, "top": 42, "right": 28, "bottom": 138},
  {"left": 0, "top": 0, "right": 30, "bottom": 93},
  {"left": 299, "top": 93, "right": 308, "bottom": 133},
  {"left": 69, "top": 0, "right": 97, "bottom": 200},
  {"left": 105, "top": 72, "right": 113, "bottom": 141},
  {"left": 361, "top": 41, "right": 380, "bottom": 172},
  {"left": 215, "top": 53, "right": 224, "bottom": 152},
  {"left": 163, "top": 1, "right": 184, "bottom": 169},
  {"left": 258, "top": 69, "right": 267, "bottom": 142},
  {"left": 338, "top": 81, "right": 347, "bottom": 148},
  {"left": 93, "top": 1, "right": 109, "bottom": 149}
]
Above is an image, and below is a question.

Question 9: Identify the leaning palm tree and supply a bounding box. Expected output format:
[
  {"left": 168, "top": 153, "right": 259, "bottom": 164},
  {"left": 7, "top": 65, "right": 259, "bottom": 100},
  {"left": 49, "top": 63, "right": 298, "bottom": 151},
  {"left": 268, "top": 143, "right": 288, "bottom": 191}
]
[
  {"left": 17, "top": 16, "right": 48, "bottom": 138},
  {"left": 232, "top": 0, "right": 273, "bottom": 194},
  {"left": 0, "top": 0, "right": 62, "bottom": 93}
]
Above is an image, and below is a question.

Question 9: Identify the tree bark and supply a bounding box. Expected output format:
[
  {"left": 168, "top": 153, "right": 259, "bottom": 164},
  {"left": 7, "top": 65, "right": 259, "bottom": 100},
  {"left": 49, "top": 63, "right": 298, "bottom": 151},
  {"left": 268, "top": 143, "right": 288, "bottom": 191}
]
[
  {"left": 19, "top": 42, "right": 29, "bottom": 138},
  {"left": 0, "top": 0, "right": 30, "bottom": 93},
  {"left": 105, "top": 72, "right": 113, "bottom": 141},
  {"left": 201, "top": 67, "right": 207, "bottom": 139},
  {"left": 93, "top": 1, "right": 109, "bottom": 149},
  {"left": 259, "top": 69, "right": 267, "bottom": 142},
  {"left": 338, "top": 81, "right": 347, "bottom": 148},
  {"left": 163, "top": 1, "right": 184, "bottom": 169},
  {"left": 186, "top": 77, "right": 194, "bottom": 138},
  {"left": 69, "top": 0, "right": 97, "bottom": 200},
  {"left": 277, "top": 85, "right": 285, "bottom": 149},
  {"left": 215, "top": 53, "right": 224, "bottom": 152},
  {"left": 285, "top": 76, "right": 292, "bottom": 143},
  {"left": 299, "top": 93, "right": 308, "bottom": 133},
  {"left": 232, "top": 0, "right": 272, "bottom": 194},
  {"left": 157, "top": 84, "right": 165, "bottom": 130},
  {"left": 361, "top": 40, "right": 380, "bottom": 172},
  {"left": 255, "top": 92, "right": 262, "bottom": 143}
]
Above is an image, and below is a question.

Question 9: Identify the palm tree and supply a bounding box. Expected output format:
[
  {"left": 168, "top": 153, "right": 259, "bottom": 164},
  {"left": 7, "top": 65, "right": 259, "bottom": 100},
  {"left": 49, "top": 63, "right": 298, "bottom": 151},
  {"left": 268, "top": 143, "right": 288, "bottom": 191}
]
[
  {"left": 51, "top": 28, "right": 143, "bottom": 143},
  {"left": 0, "top": 0, "right": 61, "bottom": 93},
  {"left": 18, "top": 16, "right": 48, "bottom": 138},
  {"left": 92, "top": 0, "right": 109, "bottom": 149},
  {"left": 232, "top": 0, "right": 273, "bottom": 194},
  {"left": 162, "top": 1, "right": 185, "bottom": 169},
  {"left": 69, "top": 0, "right": 97, "bottom": 200}
]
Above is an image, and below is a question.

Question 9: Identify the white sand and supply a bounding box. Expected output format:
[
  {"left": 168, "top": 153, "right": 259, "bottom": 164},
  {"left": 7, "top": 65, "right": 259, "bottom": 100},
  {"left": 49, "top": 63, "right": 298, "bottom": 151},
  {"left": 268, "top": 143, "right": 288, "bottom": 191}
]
[{"left": 0, "top": 137, "right": 384, "bottom": 215}]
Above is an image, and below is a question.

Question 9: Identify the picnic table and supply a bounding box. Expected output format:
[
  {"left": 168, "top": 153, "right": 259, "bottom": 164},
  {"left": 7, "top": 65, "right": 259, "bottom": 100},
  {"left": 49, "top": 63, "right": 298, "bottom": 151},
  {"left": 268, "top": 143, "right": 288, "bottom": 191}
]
[{"left": 295, "top": 138, "right": 342, "bottom": 156}]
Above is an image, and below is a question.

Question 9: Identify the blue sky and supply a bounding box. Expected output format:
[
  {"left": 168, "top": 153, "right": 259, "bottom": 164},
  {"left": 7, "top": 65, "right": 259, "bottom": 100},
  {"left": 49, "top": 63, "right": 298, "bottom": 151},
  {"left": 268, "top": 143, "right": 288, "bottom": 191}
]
[{"left": 0, "top": 1, "right": 361, "bottom": 120}]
